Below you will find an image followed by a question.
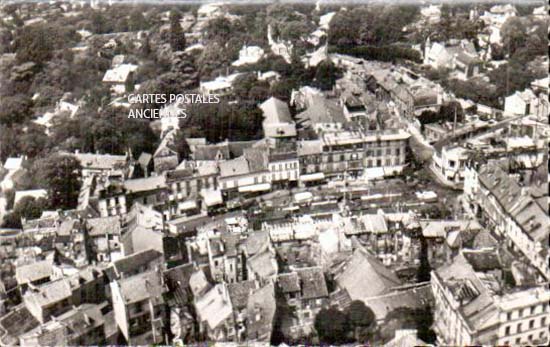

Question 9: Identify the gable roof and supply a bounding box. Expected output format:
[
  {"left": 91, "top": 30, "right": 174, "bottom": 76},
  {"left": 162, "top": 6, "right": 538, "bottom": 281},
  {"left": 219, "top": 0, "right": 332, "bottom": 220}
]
[
  {"left": 246, "top": 283, "right": 276, "bottom": 342},
  {"left": 123, "top": 175, "right": 166, "bottom": 193},
  {"left": 111, "top": 248, "right": 163, "bottom": 278},
  {"left": 115, "top": 270, "right": 165, "bottom": 304},
  {"left": 297, "top": 95, "right": 346, "bottom": 125},
  {"left": 336, "top": 245, "right": 401, "bottom": 301},
  {"left": 295, "top": 266, "right": 329, "bottom": 300},
  {"left": 86, "top": 215, "right": 121, "bottom": 237},
  {"left": 16, "top": 260, "right": 53, "bottom": 285},
  {"left": 23, "top": 278, "right": 73, "bottom": 308},
  {"left": 74, "top": 153, "right": 127, "bottom": 171},
  {"left": 195, "top": 283, "right": 233, "bottom": 330},
  {"left": 248, "top": 249, "right": 278, "bottom": 280},
  {"left": 228, "top": 280, "right": 257, "bottom": 310},
  {"left": 219, "top": 157, "right": 249, "bottom": 177},
  {"left": 434, "top": 253, "right": 499, "bottom": 332},
  {"left": 260, "top": 97, "right": 292, "bottom": 124}
]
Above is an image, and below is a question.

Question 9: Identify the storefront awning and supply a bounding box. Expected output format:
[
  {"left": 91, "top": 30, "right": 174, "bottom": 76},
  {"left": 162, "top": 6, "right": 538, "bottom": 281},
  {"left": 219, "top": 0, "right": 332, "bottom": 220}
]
[
  {"left": 299, "top": 172, "right": 325, "bottom": 182},
  {"left": 178, "top": 200, "right": 197, "bottom": 211},
  {"left": 238, "top": 183, "right": 271, "bottom": 193},
  {"left": 363, "top": 168, "right": 385, "bottom": 179},
  {"left": 201, "top": 189, "right": 223, "bottom": 207}
]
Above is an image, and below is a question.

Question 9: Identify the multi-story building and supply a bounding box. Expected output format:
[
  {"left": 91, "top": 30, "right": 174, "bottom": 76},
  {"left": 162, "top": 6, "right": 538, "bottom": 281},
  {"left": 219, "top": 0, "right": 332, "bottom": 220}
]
[
  {"left": 23, "top": 268, "right": 106, "bottom": 324},
  {"left": 297, "top": 140, "right": 325, "bottom": 186},
  {"left": 319, "top": 129, "right": 410, "bottom": 178},
  {"left": 18, "top": 304, "right": 106, "bottom": 346},
  {"left": 432, "top": 251, "right": 550, "bottom": 346},
  {"left": 207, "top": 232, "right": 240, "bottom": 284},
  {"left": 267, "top": 151, "right": 299, "bottom": 189},
  {"left": 165, "top": 166, "right": 218, "bottom": 216},
  {"left": 276, "top": 267, "right": 329, "bottom": 337},
  {"left": 110, "top": 270, "right": 167, "bottom": 345},
  {"left": 194, "top": 283, "right": 236, "bottom": 341},
  {"left": 218, "top": 148, "right": 272, "bottom": 199},
  {"left": 464, "top": 162, "right": 549, "bottom": 280}
]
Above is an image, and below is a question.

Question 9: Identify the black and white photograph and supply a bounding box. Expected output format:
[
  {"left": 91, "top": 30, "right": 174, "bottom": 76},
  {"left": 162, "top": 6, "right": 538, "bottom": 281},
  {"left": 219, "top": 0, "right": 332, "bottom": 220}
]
[{"left": 0, "top": 0, "right": 548, "bottom": 346}]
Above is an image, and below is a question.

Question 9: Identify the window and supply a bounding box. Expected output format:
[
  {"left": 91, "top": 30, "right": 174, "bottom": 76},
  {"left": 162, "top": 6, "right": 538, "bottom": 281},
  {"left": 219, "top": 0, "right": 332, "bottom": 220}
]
[
  {"left": 507, "top": 312, "right": 512, "bottom": 320},
  {"left": 541, "top": 317, "right": 546, "bottom": 326},
  {"left": 386, "top": 148, "right": 391, "bottom": 155},
  {"left": 395, "top": 148, "right": 400, "bottom": 156},
  {"left": 517, "top": 323, "right": 522, "bottom": 333},
  {"left": 505, "top": 326, "right": 510, "bottom": 335},
  {"left": 515, "top": 338, "right": 521, "bottom": 345},
  {"left": 376, "top": 149, "right": 382, "bottom": 156},
  {"left": 529, "top": 320, "right": 534, "bottom": 329}
]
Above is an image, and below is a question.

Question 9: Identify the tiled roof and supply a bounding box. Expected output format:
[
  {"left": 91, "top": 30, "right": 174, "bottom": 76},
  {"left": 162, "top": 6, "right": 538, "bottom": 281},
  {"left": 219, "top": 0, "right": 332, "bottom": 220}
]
[
  {"left": 296, "top": 266, "right": 329, "bottom": 300},
  {"left": 246, "top": 283, "right": 276, "bottom": 341},
  {"left": 116, "top": 270, "right": 165, "bottom": 304},
  {"left": 123, "top": 175, "right": 166, "bottom": 193},
  {"left": 74, "top": 153, "right": 127, "bottom": 170},
  {"left": 15, "top": 260, "right": 53, "bottom": 285},
  {"left": 336, "top": 245, "right": 401, "bottom": 301},
  {"left": 111, "top": 248, "right": 163, "bottom": 278},
  {"left": 195, "top": 283, "right": 233, "bottom": 330},
  {"left": 248, "top": 249, "right": 278, "bottom": 280},
  {"left": 86, "top": 216, "right": 121, "bottom": 237},
  {"left": 277, "top": 273, "right": 300, "bottom": 293},
  {"left": 23, "top": 279, "right": 73, "bottom": 307},
  {"left": 260, "top": 97, "right": 293, "bottom": 124},
  {"left": 478, "top": 164, "right": 549, "bottom": 246},
  {"left": 219, "top": 157, "right": 249, "bottom": 177},
  {"left": 296, "top": 96, "right": 346, "bottom": 125},
  {"left": 228, "top": 280, "right": 257, "bottom": 310},
  {"left": 435, "top": 253, "right": 499, "bottom": 331}
]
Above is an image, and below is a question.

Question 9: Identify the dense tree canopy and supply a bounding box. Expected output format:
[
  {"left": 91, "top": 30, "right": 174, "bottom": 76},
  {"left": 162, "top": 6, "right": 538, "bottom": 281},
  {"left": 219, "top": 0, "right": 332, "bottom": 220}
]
[
  {"left": 314, "top": 301, "right": 377, "bottom": 344},
  {"left": 169, "top": 10, "right": 186, "bottom": 51},
  {"left": 314, "top": 307, "right": 350, "bottom": 344},
  {"left": 29, "top": 154, "right": 82, "bottom": 210},
  {"left": 1, "top": 196, "right": 49, "bottom": 228},
  {"left": 329, "top": 5, "right": 419, "bottom": 48},
  {"left": 181, "top": 102, "right": 264, "bottom": 143}
]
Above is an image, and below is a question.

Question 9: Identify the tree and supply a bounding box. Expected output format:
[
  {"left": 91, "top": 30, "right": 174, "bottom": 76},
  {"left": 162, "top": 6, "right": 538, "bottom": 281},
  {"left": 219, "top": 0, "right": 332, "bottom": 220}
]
[
  {"left": 1, "top": 196, "right": 49, "bottom": 228},
  {"left": 347, "top": 301, "right": 375, "bottom": 328},
  {"left": 346, "top": 301, "right": 376, "bottom": 343},
  {"left": 384, "top": 307, "right": 437, "bottom": 344},
  {"left": 128, "top": 9, "right": 149, "bottom": 32},
  {"left": 14, "top": 25, "right": 54, "bottom": 65},
  {"left": 0, "top": 94, "right": 33, "bottom": 126},
  {"left": 169, "top": 11, "right": 186, "bottom": 51},
  {"left": 314, "top": 307, "right": 349, "bottom": 344},
  {"left": 32, "top": 154, "right": 82, "bottom": 210},
  {"left": 312, "top": 59, "right": 341, "bottom": 91},
  {"left": 501, "top": 17, "right": 526, "bottom": 57},
  {"left": 204, "top": 16, "right": 233, "bottom": 43}
]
